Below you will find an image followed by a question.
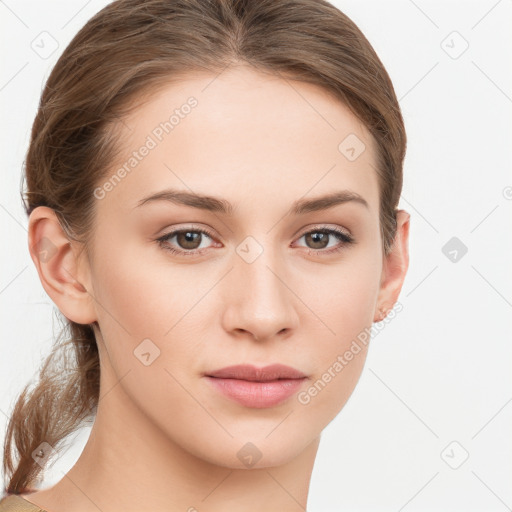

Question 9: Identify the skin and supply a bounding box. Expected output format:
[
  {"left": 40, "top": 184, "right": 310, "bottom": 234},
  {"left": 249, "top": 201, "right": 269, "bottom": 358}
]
[{"left": 24, "top": 64, "right": 409, "bottom": 512}]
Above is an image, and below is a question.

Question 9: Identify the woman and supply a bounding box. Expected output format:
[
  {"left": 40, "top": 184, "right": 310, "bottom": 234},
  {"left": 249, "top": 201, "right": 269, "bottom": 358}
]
[{"left": 1, "top": 0, "right": 410, "bottom": 510}]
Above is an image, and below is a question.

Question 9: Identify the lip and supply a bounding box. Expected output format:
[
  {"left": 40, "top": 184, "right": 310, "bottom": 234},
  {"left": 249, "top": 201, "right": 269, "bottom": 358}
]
[
  {"left": 204, "top": 364, "right": 308, "bottom": 408},
  {"left": 206, "top": 363, "right": 307, "bottom": 381}
]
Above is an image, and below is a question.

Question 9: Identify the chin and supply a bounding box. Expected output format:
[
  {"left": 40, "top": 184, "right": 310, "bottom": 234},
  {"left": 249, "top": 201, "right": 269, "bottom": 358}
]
[{"left": 186, "top": 430, "right": 317, "bottom": 470}]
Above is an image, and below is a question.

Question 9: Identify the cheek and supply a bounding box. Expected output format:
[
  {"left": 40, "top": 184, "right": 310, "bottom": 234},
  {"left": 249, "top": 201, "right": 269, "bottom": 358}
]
[
  {"left": 299, "top": 247, "right": 381, "bottom": 341},
  {"left": 91, "top": 236, "right": 195, "bottom": 338},
  {"left": 296, "top": 253, "right": 380, "bottom": 418},
  {"left": 92, "top": 255, "right": 166, "bottom": 338},
  {"left": 327, "top": 268, "right": 379, "bottom": 333},
  {"left": 89, "top": 236, "right": 216, "bottom": 386}
]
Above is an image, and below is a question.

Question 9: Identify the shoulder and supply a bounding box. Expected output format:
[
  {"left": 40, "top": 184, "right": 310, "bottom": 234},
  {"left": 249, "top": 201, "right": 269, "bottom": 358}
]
[{"left": 0, "top": 495, "right": 47, "bottom": 512}]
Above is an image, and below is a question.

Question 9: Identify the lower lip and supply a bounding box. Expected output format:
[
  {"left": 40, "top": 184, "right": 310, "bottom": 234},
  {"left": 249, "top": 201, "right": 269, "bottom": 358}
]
[{"left": 205, "top": 376, "right": 307, "bottom": 408}]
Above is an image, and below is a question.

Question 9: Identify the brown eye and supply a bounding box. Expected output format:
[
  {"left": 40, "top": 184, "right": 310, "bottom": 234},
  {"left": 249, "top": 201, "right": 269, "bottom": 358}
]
[
  {"left": 156, "top": 228, "right": 217, "bottom": 256},
  {"left": 175, "top": 231, "right": 203, "bottom": 250},
  {"left": 304, "top": 231, "right": 330, "bottom": 250},
  {"left": 295, "top": 227, "right": 354, "bottom": 254}
]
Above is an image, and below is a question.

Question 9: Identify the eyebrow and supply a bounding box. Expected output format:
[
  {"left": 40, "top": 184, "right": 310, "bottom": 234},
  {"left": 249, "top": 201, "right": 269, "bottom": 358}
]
[{"left": 135, "top": 188, "right": 369, "bottom": 215}]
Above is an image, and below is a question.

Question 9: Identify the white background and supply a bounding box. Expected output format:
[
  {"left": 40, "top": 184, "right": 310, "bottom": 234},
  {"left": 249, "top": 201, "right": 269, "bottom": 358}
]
[{"left": 1, "top": 1, "right": 511, "bottom": 510}]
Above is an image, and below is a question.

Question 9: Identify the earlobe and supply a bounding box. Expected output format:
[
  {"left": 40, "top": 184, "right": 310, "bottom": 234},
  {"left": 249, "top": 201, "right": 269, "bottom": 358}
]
[
  {"left": 373, "top": 209, "right": 410, "bottom": 323},
  {"left": 27, "top": 206, "right": 97, "bottom": 324}
]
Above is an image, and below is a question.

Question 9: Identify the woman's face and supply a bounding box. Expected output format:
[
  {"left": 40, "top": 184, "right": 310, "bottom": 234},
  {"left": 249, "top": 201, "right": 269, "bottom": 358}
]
[{"left": 79, "top": 65, "right": 396, "bottom": 468}]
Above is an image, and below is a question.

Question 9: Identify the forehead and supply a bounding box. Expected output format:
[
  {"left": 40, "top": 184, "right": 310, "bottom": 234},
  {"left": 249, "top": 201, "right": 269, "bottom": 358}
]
[{"left": 96, "top": 65, "right": 380, "bottom": 218}]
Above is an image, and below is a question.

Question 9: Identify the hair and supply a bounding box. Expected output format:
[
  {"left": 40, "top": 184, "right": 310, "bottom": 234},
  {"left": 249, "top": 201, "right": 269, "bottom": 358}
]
[{"left": 2, "top": 0, "right": 406, "bottom": 495}]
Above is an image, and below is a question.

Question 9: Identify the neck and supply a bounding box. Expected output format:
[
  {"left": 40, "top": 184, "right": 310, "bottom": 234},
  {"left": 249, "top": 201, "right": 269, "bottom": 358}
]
[{"left": 28, "top": 363, "right": 321, "bottom": 512}]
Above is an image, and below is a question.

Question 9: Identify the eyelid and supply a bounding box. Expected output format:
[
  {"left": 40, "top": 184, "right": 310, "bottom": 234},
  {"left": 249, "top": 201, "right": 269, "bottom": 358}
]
[
  {"left": 156, "top": 224, "right": 216, "bottom": 240},
  {"left": 294, "top": 223, "right": 352, "bottom": 240}
]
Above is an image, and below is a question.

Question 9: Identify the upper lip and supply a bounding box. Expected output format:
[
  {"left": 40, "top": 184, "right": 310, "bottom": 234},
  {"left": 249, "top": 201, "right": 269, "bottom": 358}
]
[{"left": 206, "top": 364, "right": 307, "bottom": 382}]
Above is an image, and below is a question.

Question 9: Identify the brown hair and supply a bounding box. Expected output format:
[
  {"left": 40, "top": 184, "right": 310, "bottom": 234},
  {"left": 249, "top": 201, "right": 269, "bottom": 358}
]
[{"left": 3, "top": 0, "right": 406, "bottom": 495}]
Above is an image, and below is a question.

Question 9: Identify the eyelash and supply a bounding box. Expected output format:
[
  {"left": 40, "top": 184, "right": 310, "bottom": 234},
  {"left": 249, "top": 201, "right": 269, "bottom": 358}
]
[{"left": 156, "top": 225, "right": 355, "bottom": 257}]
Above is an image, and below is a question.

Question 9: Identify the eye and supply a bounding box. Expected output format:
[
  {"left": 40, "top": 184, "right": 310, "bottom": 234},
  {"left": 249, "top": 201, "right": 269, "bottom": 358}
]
[
  {"left": 156, "top": 225, "right": 355, "bottom": 257},
  {"left": 294, "top": 226, "right": 355, "bottom": 255},
  {"left": 156, "top": 227, "right": 218, "bottom": 256}
]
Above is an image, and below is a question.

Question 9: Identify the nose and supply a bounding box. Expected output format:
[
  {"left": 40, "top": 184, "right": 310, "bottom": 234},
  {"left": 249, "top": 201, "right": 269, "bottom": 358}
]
[{"left": 221, "top": 250, "right": 300, "bottom": 342}]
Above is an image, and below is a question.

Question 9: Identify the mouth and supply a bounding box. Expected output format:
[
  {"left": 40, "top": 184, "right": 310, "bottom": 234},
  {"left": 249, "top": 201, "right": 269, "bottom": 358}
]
[
  {"left": 204, "top": 364, "right": 308, "bottom": 408},
  {"left": 205, "top": 363, "right": 307, "bottom": 381}
]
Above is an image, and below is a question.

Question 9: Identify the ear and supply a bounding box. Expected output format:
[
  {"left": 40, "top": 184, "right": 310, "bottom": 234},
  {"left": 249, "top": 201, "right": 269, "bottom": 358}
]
[
  {"left": 27, "top": 206, "right": 97, "bottom": 324},
  {"left": 373, "top": 209, "right": 410, "bottom": 322}
]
